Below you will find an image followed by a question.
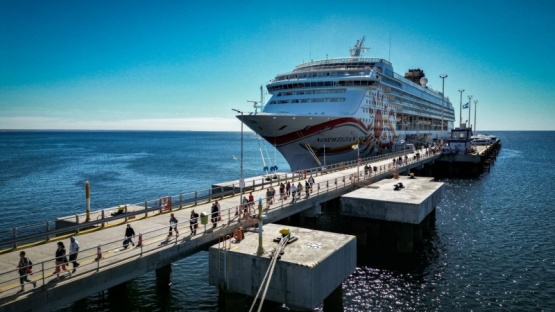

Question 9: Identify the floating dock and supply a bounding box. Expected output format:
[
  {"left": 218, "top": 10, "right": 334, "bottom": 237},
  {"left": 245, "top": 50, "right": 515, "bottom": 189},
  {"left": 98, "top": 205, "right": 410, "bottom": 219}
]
[{"left": 208, "top": 224, "right": 356, "bottom": 311}]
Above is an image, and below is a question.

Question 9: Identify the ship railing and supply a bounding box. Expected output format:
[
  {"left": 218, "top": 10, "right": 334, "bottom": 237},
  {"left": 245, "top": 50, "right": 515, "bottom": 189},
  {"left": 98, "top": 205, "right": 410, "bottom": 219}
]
[
  {"left": 0, "top": 149, "right": 431, "bottom": 250},
  {"left": 0, "top": 148, "right": 438, "bottom": 296}
]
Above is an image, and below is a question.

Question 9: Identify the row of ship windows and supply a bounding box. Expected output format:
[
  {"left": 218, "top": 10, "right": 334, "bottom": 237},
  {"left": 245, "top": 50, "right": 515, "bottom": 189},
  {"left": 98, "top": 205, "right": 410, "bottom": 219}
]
[
  {"left": 277, "top": 89, "right": 346, "bottom": 96},
  {"left": 276, "top": 70, "right": 378, "bottom": 81},
  {"left": 268, "top": 80, "right": 375, "bottom": 92},
  {"left": 269, "top": 98, "right": 346, "bottom": 104}
]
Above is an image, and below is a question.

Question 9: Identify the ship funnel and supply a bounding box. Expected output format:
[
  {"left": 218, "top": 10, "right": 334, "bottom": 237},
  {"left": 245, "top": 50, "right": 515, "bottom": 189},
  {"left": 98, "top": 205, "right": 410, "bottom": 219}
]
[{"left": 419, "top": 77, "right": 428, "bottom": 87}]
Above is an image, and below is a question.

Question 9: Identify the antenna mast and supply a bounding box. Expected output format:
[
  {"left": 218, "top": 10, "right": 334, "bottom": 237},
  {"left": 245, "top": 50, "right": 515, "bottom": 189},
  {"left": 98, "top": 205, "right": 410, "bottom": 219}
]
[
  {"left": 350, "top": 36, "right": 369, "bottom": 57},
  {"left": 248, "top": 85, "right": 265, "bottom": 113}
]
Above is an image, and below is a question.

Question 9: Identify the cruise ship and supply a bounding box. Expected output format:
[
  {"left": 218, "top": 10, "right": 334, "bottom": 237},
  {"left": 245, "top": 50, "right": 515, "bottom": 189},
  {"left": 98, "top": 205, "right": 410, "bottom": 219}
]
[{"left": 237, "top": 37, "right": 455, "bottom": 171}]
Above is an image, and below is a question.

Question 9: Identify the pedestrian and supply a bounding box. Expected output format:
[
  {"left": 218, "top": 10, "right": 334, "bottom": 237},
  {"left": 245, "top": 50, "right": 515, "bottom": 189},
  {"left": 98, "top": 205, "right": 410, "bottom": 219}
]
[
  {"left": 69, "top": 236, "right": 80, "bottom": 273},
  {"left": 266, "top": 186, "right": 275, "bottom": 206},
  {"left": 168, "top": 213, "right": 179, "bottom": 237},
  {"left": 189, "top": 209, "right": 199, "bottom": 235},
  {"left": 308, "top": 175, "right": 315, "bottom": 192},
  {"left": 305, "top": 180, "right": 310, "bottom": 198},
  {"left": 124, "top": 224, "right": 136, "bottom": 247},
  {"left": 290, "top": 183, "right": 297, "bottom": 203},
  {"left": 211, "top": 200, "right": 221, "bottom": 228},
  {"left": 286, "top": 181, "right": 291, "bottom": 197},
  {"left": 53, "top": 241, "right": 70, "bottom": 279},
  {"left": 17, "top": 251, "right": 36, "bottom": 290},
  {"left": 296, "top": 182, "right": 303, "bottom": 199},
  {"left": 279, "top": 182, "right": 285, "bottom": 200}
]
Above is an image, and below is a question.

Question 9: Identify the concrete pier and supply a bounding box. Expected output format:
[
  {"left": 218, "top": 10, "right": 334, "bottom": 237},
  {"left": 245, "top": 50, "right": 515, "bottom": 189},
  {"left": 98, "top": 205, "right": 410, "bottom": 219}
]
[
  {"left": 341, "top": 176, "right": 444, "bottom": 253},
  {"left": 208, "top": 224, "right": 356, "bottom": 311}
]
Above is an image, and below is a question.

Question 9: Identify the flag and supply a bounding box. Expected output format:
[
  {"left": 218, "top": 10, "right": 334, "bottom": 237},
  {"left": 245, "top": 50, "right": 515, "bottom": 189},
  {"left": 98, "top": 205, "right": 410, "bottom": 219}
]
[{"left": 463, "top": 102, "right": 469, "bottom": 109}]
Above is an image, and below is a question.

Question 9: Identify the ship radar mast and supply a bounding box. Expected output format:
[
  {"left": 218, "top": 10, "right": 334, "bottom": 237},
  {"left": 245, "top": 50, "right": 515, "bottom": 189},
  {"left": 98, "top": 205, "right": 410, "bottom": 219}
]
[
  {"left": 248, "top": 85, "right": 265, "bottom": 113},
  {"left": 350, "top": 36, "right": 369, "bottom": 57}
]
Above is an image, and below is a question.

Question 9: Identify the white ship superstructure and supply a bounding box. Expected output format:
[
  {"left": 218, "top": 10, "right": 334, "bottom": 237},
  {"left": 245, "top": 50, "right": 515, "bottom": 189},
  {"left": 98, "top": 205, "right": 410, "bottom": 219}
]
[{"left": 237, "top": 37, "right": 455, "bottom": 171}]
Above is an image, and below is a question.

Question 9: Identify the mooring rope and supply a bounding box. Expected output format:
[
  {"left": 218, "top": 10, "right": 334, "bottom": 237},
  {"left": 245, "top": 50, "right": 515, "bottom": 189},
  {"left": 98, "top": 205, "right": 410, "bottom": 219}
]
[{"left": 249, "top": 235, "right": 290, "bottom": 312}]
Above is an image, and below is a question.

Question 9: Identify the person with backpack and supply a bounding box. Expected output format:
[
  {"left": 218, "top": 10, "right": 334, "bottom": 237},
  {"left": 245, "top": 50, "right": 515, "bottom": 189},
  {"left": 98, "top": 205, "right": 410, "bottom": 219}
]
[
  {"left": 189, "top": 209, "right": 199, "bottom": 235},
  {"left": 124, "top": 224, "right": 136, "bottom": 248},
  {"left": 17, "top": 251, "right": 36, "bottom": 290},
  {"left": 211, "top": 200, "right": 221, "bottom": 228},
  {"left": 168, "top": 213, "right": 179, "bottom": 237}
]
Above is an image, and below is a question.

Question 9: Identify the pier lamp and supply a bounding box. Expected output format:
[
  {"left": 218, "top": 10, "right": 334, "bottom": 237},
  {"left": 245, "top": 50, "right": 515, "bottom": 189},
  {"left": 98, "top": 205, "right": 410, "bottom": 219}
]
[
  {"left": 468, "top": 95, "right": 473, "bottom": 130},
  {"left": 439, "top": 74, "right": 448, "bottom": 142},
  {"left": 458, "top": 89, "right": 465, "bottom": 128},
  {"left": 232, "top": 109, "right": 245, "bottom": 206},
  {"left": 474, "top": 100, "right": 478, "bottom": 132}
]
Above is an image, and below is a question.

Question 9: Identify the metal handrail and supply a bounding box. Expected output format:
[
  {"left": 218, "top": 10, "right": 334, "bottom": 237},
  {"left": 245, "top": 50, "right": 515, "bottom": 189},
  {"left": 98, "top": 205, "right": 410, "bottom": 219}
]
[
  {"left": 0, "top": 149, "right": 433, "bottom": 249},
  {"left": 0, "top": 149, "right": 439, "bottom": 296}
]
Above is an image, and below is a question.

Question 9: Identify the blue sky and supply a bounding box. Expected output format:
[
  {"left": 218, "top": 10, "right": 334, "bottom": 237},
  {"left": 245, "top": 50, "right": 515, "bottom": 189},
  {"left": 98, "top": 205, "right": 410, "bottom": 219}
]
[{"left": 1, "top": 0, "right": 554, "bottom": 131}]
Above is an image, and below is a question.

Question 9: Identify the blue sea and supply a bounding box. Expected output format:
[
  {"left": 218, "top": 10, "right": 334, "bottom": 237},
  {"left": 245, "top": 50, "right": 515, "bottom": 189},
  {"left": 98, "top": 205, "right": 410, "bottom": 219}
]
[{"left": 1, "top": 130, "right": 554, "bottom": 311}]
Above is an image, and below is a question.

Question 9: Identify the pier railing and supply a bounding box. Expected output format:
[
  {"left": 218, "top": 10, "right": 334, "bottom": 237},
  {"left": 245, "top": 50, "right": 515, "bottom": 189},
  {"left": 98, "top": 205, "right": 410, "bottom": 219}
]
[
  {"left": 0, "top": 149, "right": 430, "bottom": 250},
  {"left": 0, "top": 149, "right": 439, "bottom": 296}
]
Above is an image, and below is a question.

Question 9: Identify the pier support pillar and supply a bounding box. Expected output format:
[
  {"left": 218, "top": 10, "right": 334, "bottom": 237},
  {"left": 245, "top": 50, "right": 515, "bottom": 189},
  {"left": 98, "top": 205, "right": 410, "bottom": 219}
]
[
  {"left": 323, "top": 285, "right": 343, "bottom": 312},
  {"left": 353, "top": 220, "right": 367, "bottom": 246},
  {"left": 155, "top": 264, "right": 172, "bottom": 288},
  {"left": 413, "top": 223, "right": 423, "bottom": 246},
  {"left": 302, "top": 204, "right": 321, "bottom": 229},
  {"left": 220, "top": 290, "right": 246, "bottom": 312},
  {"left": 396, "top": 223, "right": 414, "bottom": 253},
  {"left": 367, "top": 220, "right": 380, "bottom": 247}
]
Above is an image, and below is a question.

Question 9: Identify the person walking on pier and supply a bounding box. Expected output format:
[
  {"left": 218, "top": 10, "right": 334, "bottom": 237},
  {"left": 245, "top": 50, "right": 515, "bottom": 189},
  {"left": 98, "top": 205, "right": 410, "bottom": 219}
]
[
  {"left": 305, "top": 180, "right": 310, "bottom": 198},
  {"left": 286, "top": 181, "right": 291, "bottom": 197},
  {"left": 296, "top": 182, "right": 303, "bottom": 200},
  {"left": 124, "top": 224, "right": 136, "bottom": 247},
  {"left": 168, "top": 213, "right": 179, "bottom": 237},
  {"left": 53, "top": 241, "right": 70, "bottom": 279},
  {"left": 17, "top": 251, "right": 36, "bottom": 290},
  {"left": 279, "top": 182, "right": 285, "bottom": 200},
  {"left": 68, "top": 236, "right": 80, "bottom": 274},
  {"left": 308, "top": 175, "right": 315, "bottom": 193},
  {"left": 211, "top": 200, "right": 221, "bottom": 228},
  {"left": 290, "top": 183, "right": 297, "bottom": 203},
  {"left": 189, "top": 209, "right": 199, "bottom": 235}
]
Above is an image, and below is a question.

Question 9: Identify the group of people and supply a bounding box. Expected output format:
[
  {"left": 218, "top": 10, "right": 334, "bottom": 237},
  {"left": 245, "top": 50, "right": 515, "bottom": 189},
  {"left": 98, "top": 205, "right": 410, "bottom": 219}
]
[
  {"left": 277, "top": 176, "right": 315, "bottom": 203},
  {"left": 17, "top": 236, "right": 81, "bottom": 290},
  {"left": 17, "top": 178, "right": 328, "bottom": 290}
]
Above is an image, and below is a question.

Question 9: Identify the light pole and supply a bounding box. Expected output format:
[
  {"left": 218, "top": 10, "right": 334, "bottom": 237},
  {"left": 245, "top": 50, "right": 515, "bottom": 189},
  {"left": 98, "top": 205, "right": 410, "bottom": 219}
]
[
  {"left": 458, "top": 89, "right": 465, "bottom": 128},
  {"left": 474, "top": 100, "right": 478, "bottom": 132},
  {"left": 352, "top": 141, "right": 360, "bottom": 181},
  {"left": 232, "top": 109, "right": 244, "bottom": 205},
  {"left": 439, "top": 74, "right": 448, "bottom": 141},
  {"left": 467, "top": 95, "right": 473, "bottom": 130}
]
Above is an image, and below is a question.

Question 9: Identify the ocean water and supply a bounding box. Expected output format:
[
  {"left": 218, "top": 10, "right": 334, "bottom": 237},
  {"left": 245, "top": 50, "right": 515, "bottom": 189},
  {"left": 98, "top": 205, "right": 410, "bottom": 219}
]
[{"left": 1, "top": 130, "right": 554, "bottom": 311}]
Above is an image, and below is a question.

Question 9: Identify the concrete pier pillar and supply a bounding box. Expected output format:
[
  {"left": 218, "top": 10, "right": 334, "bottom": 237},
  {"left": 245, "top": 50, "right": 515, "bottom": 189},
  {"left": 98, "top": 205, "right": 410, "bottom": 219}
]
[
  {"left": 323, "top": 285, "right": 343, "bottom": 312},
  {"left": 220, "top": 290, "right": 246, "bottom": 312},
  {"left": 396, "top": 223, "right": 414, "bottom": 253},
  {"left": 155, "top": 264, "right": 172, "bottom": 288},
  {"left": 353, "top": 219, "right": 367, "bottom": 246},
  {"left": 302, "top": 204, "right": 321, "bottom": 229},
  {"left": 413, "top": 223, "right": 423, "bottom": 246}
]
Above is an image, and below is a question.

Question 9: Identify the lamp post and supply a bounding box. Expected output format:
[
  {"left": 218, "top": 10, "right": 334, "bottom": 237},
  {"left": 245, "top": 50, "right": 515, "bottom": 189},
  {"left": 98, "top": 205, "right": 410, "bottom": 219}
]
[
  {"left": 439, "top": 74, "right": 448, "bottom": 141},
  {"left": 458, "top": 89, "right": 465, "bottom": 128},
  {"left": 352, "top": 141, "right": 360, "bottom": 181},
  {"left": 474, "top": 100, "right": 478, "bottom": 132},
  {"left": 468, "top": 95, "right": 473, "bottom": 130},
  {"left": 232, "top": 109, "right": 244, "bottom": 205}
]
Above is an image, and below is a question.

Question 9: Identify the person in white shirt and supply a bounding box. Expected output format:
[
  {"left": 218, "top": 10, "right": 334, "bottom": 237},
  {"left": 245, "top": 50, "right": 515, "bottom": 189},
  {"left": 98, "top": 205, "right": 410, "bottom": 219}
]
[{"left": 69, "top": 236, "right": 80, "bottom": 274}]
